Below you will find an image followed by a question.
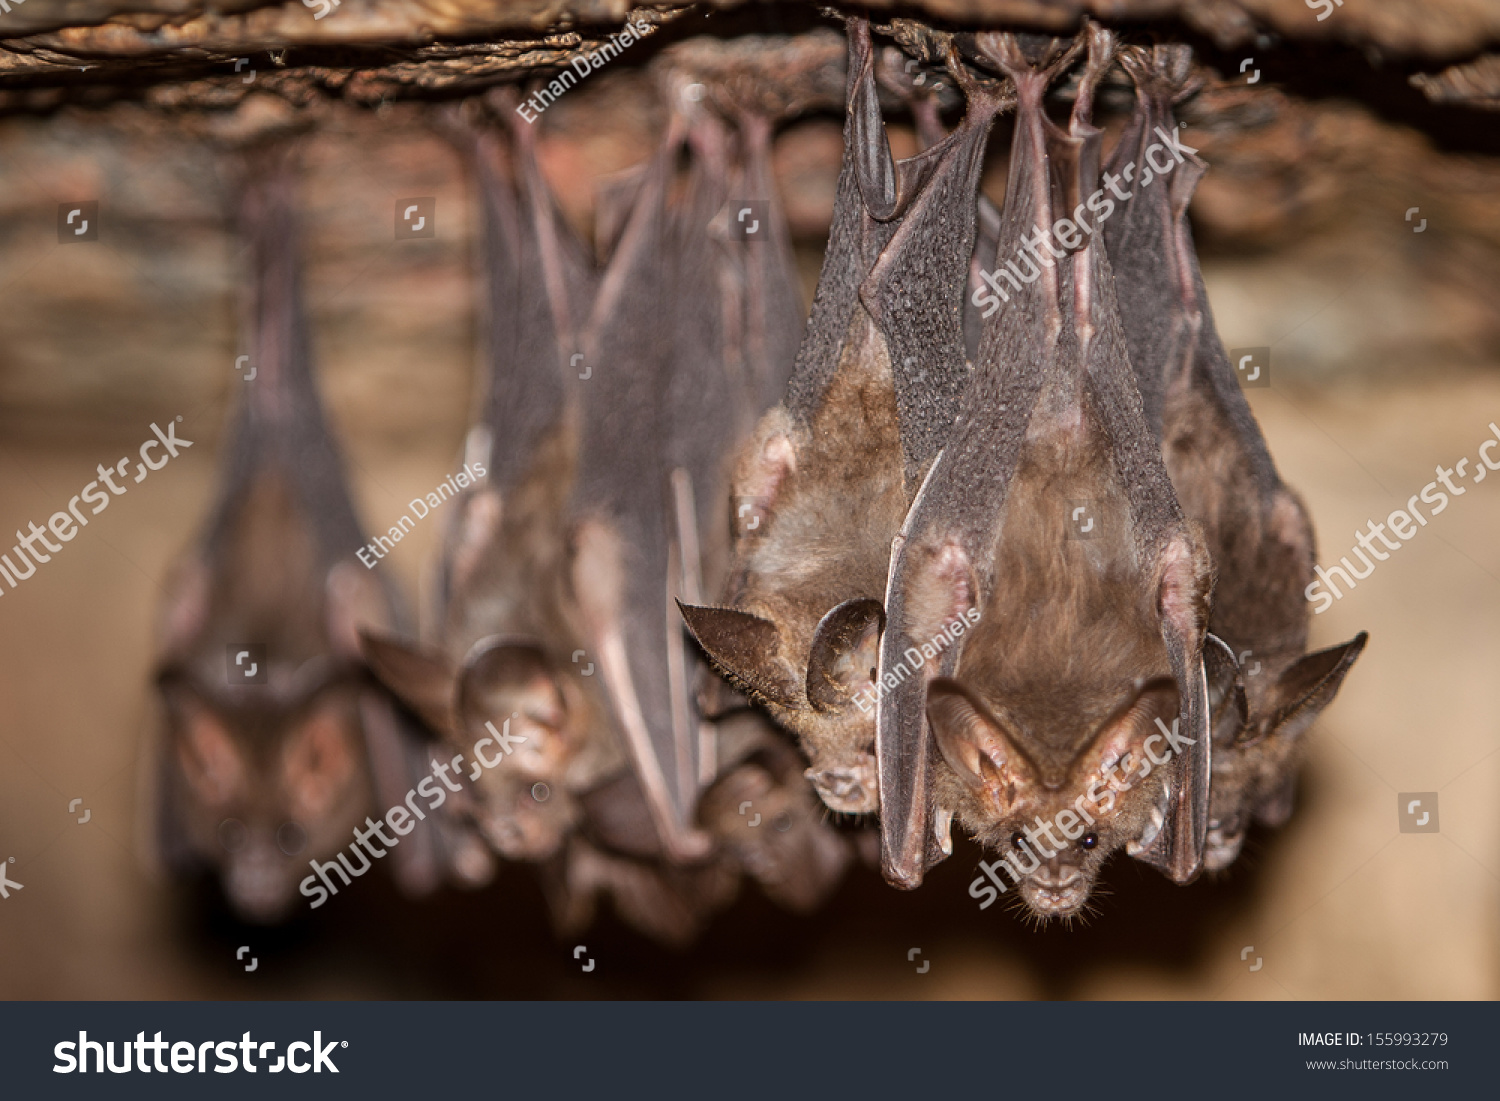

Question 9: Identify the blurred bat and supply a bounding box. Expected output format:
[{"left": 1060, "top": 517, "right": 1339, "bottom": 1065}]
[
  {"left": 1105, "top": 47, "right": 1366, "bottom": 871},
  {"left": 881, "top": 26, "right": 1215, "bottom": 915},
  {"left": 360, "top": 108, "right": 620, "bottom": 878},
  {"left": 152, "top": 141, "right": 437, "bottom": 922},
  {"left": 679, "top": 17, "right": 1003, "bottom": 815}
]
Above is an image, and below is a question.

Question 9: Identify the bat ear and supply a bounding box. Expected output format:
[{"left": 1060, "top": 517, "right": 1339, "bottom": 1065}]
[
  {"left": 1264, "top": 632, "right": 1368, "bottom": 745},
  {"left": 174, "top": 696, "right": 245, "bottom": 809},
  {"left": 282, "top": 695, "right": 360, "bottom": 822},
  {"left": 927, "top": 679, "right": 1032, "bottom": 809},
  {"left": 805, "top": 598, "right": 884, "bottom": 712},
  {"left": 677, "top": 601, "right": 801, "bottom": 709},
  {"left": 358, "top": 629, "right": 458, "bottom": 737}
]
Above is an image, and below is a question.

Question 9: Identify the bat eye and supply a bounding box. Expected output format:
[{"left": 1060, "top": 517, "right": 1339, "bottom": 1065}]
[
  {"left": 1010, "top": 832, "right": 1025, "bottom": 851},
  {"left": 1081, "top": 831, "right": 1098, "bottom": 850}
]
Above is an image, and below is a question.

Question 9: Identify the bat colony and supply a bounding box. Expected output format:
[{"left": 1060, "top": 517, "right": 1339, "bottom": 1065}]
[{"left": 150, "top": 16, "right": 1365, "bottom": 937}]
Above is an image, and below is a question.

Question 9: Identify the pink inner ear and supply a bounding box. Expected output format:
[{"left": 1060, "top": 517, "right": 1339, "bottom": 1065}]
[
  {"left": 284, "top": 703, "right": 357, "bottom": 821},
  {"left": 178, "top": 705, "right": 244, "bottom": 807}
]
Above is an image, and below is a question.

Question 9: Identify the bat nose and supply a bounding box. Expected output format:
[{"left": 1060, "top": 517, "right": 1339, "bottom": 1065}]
[{"left": 805, "top": 757, "right": 878, "bottom": 814}]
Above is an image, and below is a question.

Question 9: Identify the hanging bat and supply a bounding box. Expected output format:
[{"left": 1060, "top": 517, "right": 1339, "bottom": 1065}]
[
  {"left": 880, "top": 26, "right": 1215, "bottom": 917},
  {"left": 679, "top": 17, "right": 1005, "bottom": 816},
  {"left": 151, "top": 141, "right": 438, "bottom": 922},
  {"left": 360, "top": 106, "right": 622, "bottom": 878},
  {"left": 1104, "top": 47, "right": 1366, "bottom": 872}
]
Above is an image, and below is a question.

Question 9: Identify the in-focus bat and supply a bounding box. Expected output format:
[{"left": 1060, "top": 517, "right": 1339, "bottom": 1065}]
[
  {"left": 1104, "top": 47, "right": 1366, "bottom": 871},
  {"left": 880, "top": 26, "right": 1215, "bottom": 916},
  {"left": 679, "top": 17, "right": 1004, "bottom": 815},
  {"left": 152, "top": 142, "right": 437, "bottom": 922}
]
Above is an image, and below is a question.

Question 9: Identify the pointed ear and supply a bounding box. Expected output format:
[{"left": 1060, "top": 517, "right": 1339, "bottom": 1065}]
[
  {"left": 805, "top": 598, "right": 884, "bottom": 712},
  {"left": 927, "top": 679, "right": 1033, "bottom": 812},
  {"left": 677, "top": 601, "right": 801, "bottom": 709},
  {"left": 359, "top": 629, "right": 457, "bottom": 736},
  {"left": 174, "top": 697, "right": 245, "bottom": 808},
  {"left": 282, "top": 696, "right": 359, "bottom": 822},
  {"left": 1266, "top": 632, "right": 1368, "bottom": 743}
]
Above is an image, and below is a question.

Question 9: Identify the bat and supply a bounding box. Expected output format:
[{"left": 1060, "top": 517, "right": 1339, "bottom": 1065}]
[
  {"left": 360, "top": 105, "right": 622, "bottom": 878},
  {"left": 679, "top": 17, "right": 1005, "bottom": 816},
  {"left": 151, "top": 141, "right": 438, "bottom": 922},
  {"left": 880, "top": 25, "right": 1215, "bottom": 917},
  {"left": 1104, "top": 46, "right": 1366, "bottom": 871}
]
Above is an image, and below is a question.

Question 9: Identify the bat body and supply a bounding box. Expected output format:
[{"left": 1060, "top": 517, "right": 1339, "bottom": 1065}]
[
  {"left": 361, "top": 115, "right": 618, "bottom": 884},
  {"left": 881, "top": 27, "right": 1215, "bottom": 916},
  {"left": 1104, "top": 48, "right": 1366, "bottom": 872},
  {"left": 153, "top": 143, "right": 434, "bottom": 922},
  {"left": 680, "top": 19, "right": 1002, "bottom": 816}
]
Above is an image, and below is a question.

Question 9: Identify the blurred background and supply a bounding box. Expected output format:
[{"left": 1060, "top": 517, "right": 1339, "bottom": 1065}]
[{"left": 0, "top": 0, "right": 1497, "bottom": 999}]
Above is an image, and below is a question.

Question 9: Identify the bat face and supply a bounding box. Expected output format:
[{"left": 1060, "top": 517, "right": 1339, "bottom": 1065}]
[
  {"left": 155, "top": 465, "right": 385, "bottom": 922},
  {"left": 932, "top": 676, "right": 1180, "bottom": 916},
  {"left": 698, "top": 716, "right": 852, "bottom": 912},
  {"left": 162, "top": 678, "right": 369, "bottom": 922}
]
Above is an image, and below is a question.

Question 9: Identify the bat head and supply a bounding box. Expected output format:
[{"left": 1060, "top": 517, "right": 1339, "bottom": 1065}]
[
  {"left": 680, "top": 596, "right": 884, "bottom": 815},
  {"left": 153, "top": 471, "right": 398, "bottom": 921},
  {"left": 931, "top": 675, "right": 1180, "bottom": 918},
  {"left": 358, "top": 628, "right": 613, "bottom": 862},
  {"left": 697, "top": 715, "right": 852, "bottom": 911},
  {"left": 1204, "top": 631, "right": 1366, "bottom": 870},
  {"left": 160, "top": 673, "right": 370, "bottom": 923}
]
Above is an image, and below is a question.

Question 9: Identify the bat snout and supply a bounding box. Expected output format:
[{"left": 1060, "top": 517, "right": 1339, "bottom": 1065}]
[
  {"left": 1204, "top": 820, "right": 1246, "bottom": 872},
  {"left": 805, "top": 756, "right": 878, "bottom": 814},
  {"left": 224, "top": 843, "right": 297, "bottom": 924},
  {"left": 1020, "top": 860, "right": 1090, "bottom": 916}
]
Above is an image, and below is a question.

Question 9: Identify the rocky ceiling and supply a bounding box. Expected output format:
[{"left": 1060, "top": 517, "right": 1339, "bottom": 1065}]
[{"left": 0, "top": 0, "right": 1497, "bottom": 116}]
